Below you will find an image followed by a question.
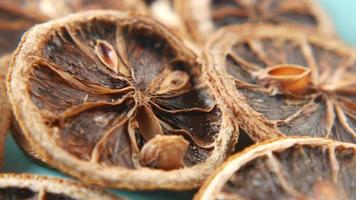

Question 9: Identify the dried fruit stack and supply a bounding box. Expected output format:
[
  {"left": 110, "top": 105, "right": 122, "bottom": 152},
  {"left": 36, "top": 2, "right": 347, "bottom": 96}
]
[{"left": 0, "top": 0, "right": 355, "bottom": 199}]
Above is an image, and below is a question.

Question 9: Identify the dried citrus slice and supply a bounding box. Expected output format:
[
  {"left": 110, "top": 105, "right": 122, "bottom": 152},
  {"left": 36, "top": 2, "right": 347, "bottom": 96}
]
[
  {"left": 0, "top": 173, "right": 122, "bottom": 199},
  {"left": 0, "top": 54, "right": 12, "bottom": 167},
  {"left": 205, "top": 24, "right": 356, "bottom": 143},
  {"left": 195, "top": 137, "right": 356, "bottom": 200},
  {"left": 8, "top": 11, "right": 237, "bottom": 190},
  {"left": 177, "top": 0, "right": 334, "bottom": 44}
]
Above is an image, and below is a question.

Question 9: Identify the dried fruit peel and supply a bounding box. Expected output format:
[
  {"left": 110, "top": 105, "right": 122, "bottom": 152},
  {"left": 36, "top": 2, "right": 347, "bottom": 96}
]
[
  {"left": 8, "top": 11, "right": 237, "bottom": 190},
  {"left": 195, "top": 137, "right": 356, "bottom": 200},
  {"left": 0, "top": 54, "right": 12, "bottom": 167},
  {"left": 0, "top": 173, "right": 123, "bottom": 200}
]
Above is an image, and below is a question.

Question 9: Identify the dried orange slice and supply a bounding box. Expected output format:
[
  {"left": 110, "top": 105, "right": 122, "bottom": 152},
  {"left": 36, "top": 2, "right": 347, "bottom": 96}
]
[
  {"left": 195, "top": 137, "right": 356, "bottom": 200},
  {"left": 205, "top": 24, "right": 356, "bottom": 143},
  {"left": 177, "top": 0, "right": 334, "bottom": 44},
  {"left": 8, "top": 11, "right": 237, "bottom": 190},
  {"left": 0, "top": 54, "right": 12, "bottom": 167},
  {"left": 0, "top": 173, "right": 122, "bottom": 199}
]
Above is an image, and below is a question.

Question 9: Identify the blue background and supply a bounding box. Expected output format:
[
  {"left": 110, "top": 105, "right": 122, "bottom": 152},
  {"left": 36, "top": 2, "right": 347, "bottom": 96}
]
[{"left": 3, "top": 1, "right": 356, "bottom": 199}]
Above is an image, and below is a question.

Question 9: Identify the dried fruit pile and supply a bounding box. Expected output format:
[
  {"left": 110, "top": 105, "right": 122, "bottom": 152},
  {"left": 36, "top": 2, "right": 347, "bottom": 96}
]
[{"left": 0, "top": 0, "right": 355, "bottom": 199}]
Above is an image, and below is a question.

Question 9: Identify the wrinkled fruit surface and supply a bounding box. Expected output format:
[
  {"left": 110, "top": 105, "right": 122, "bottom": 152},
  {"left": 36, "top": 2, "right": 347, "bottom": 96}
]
[
  {"left": 177, "top": 0, "right": 333, "bottom": 44},
  {"left": 0, "top": 174, "right": 121, "bottom": 200},
  {"left": 206, "top": 25, "right": 356, "bottom": 143},
  {"left": 9, "top": 11, "right": 235, "bottom": 190},
  {"left": 195, "top": 137, "right": 356, "bottom": 200}
]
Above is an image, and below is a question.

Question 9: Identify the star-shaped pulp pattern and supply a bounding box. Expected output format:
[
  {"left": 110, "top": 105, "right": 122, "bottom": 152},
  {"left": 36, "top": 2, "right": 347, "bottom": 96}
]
[
  {"left": 28, "top": 20, "right": 221, "bottom": 170},
  {"left": 225, "top": 34, "right": 355, "bottom": 143}
]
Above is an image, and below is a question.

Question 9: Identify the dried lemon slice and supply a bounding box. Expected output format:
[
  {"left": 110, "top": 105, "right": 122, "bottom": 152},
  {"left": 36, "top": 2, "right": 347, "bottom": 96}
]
[
  {"left": 205, "top": 24, "right": 356, "bottom": 143},
  {"left": 0, "top": 173, "right": 122, "bottom": 200},
  {"left": 195, "top": 137, "right": 356, "bottom": 200},
  {"left": 8, "top": 11, "right": 237, "bottom": 190}
]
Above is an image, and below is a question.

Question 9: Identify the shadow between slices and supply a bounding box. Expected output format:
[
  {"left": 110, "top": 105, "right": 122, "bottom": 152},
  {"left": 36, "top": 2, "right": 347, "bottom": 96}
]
[
  {"left": 195, "top": 137, "right": 356, "bottom": 200},
  {"left": 7, "top": 10, "right": 237, "bottom": 190},
  {"left": 204, "top": 24, "right": 356, "bottom": 143}
]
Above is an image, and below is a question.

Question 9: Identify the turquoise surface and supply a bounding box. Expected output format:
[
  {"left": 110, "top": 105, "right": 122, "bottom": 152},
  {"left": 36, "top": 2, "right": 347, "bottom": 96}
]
[{"left": 3, "top": 1, "right": 356, "bottom": 199}]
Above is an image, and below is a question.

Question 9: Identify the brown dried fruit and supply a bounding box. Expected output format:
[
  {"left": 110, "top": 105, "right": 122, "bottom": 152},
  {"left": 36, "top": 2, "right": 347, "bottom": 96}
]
[
  {"left": 205, "top": 25, "right": 356, "bottom": 143},
  {"left": 177, "top": 0, "right": 334, "bottom": 44},
  {"left": 0, "top": 173, "right": 123, "bottom": 200},
  {"left": 195, "top": 137, "right": 356, "bottom": 200},
  {"left": 8, "top": 11, "right": 237, "bottom": 190},
  {"left": 0, "top": 54, "right": 12, "bottom": 167}
]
